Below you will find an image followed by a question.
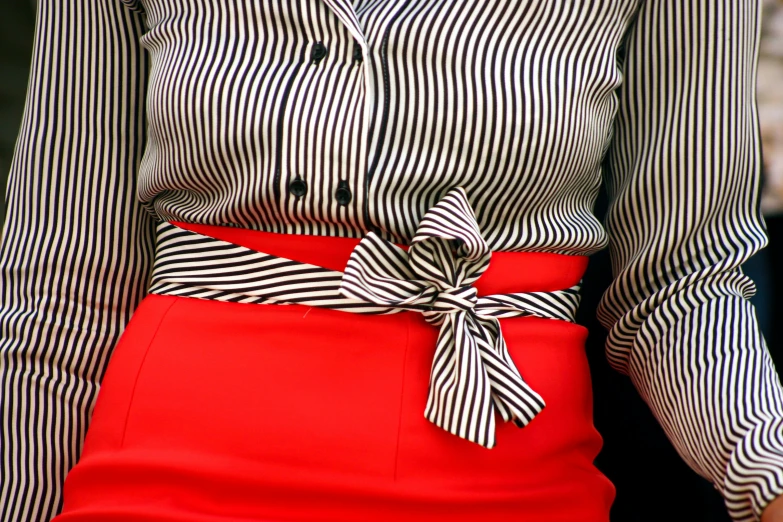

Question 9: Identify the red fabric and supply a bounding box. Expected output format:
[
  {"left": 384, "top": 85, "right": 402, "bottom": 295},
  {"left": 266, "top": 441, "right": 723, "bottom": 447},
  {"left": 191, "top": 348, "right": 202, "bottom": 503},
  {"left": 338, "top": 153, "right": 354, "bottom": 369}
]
[{"left": 55, "top": 226, "right": 614, "bottom": 522}]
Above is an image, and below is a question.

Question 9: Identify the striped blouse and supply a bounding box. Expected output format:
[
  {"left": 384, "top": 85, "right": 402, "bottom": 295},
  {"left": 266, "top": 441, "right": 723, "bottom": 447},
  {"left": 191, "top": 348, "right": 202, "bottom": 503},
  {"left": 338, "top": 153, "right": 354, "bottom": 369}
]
[{"left": 1, "top": 0, "right": 782, "bottom": 521}]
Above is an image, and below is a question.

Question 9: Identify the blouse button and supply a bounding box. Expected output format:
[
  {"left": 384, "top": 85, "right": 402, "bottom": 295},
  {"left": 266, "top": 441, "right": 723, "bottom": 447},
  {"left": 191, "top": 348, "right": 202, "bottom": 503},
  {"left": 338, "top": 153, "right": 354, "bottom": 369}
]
[
  {"left": 311, "top": 42, "right": 328, "bottom": 64},
  {"left": 335, "top": 181, "right": 352, "bottom": 205},
  {"left": 289, "top": 178, "right": 307, "bottom": 198}
]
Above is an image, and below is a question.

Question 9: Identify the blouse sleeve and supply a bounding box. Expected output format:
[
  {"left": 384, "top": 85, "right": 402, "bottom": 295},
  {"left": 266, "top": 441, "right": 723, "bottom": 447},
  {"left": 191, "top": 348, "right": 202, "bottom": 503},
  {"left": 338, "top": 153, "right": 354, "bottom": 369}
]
[
  {"left": 600, "top": 1, "right": 783, "bottom": 520},
  {"left": 0, "top": 2, "right": 154, "bottom": 521}
]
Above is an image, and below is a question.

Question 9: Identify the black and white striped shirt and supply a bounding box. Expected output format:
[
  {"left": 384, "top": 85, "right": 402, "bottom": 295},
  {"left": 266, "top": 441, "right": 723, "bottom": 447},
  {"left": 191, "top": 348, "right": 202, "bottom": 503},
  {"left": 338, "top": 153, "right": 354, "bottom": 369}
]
[{"left": 1, "top": 1, "right": 782, "bottom": 521}]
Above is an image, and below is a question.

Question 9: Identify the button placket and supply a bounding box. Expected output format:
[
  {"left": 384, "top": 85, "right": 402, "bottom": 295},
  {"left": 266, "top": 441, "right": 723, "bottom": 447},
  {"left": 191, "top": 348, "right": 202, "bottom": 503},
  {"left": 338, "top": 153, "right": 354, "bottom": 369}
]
[{"left": 276, "top": 3, "right": 372, "bottom": 227}]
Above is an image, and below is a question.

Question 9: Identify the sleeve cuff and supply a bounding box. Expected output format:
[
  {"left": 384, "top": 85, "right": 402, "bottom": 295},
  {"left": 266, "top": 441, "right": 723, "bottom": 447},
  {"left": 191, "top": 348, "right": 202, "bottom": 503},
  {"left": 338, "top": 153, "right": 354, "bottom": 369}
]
[{"left": 724, "top": 419, "right": 783, "bottom": 521}]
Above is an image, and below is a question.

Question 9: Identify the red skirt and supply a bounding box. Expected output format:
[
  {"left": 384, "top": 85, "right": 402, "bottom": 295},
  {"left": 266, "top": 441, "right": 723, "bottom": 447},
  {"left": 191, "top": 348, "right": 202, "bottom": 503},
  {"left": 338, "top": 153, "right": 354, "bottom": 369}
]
[{"left": 55, "top": 224, "right": 614, "bottom": 522}]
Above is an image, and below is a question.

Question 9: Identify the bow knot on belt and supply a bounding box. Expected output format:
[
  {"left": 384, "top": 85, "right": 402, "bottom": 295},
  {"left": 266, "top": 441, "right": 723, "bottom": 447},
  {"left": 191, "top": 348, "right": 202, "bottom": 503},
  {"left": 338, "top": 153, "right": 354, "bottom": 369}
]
[
  {"left": 339, "top": 187, "right": 580, "bottom": 448},
  {"left": 428, "top": 286, "right": 477, "bottom": 314}
]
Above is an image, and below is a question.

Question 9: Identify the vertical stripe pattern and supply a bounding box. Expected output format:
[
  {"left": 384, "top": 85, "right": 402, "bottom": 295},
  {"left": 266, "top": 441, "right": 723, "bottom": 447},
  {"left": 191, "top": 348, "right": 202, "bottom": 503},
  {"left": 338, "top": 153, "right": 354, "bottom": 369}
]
[{"left": 0, "top": 0, "right": 780, "bottom": 521}]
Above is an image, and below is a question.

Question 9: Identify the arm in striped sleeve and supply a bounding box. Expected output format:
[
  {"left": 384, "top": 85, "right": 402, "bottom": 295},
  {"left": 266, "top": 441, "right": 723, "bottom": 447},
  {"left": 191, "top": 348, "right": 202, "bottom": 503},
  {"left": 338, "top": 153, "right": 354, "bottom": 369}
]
[
  {"left": 599, "top": 1, "right": 783, "bottom": 520},
  {"left": 0, "top": 1, "right": 154, "bottom": 520}
]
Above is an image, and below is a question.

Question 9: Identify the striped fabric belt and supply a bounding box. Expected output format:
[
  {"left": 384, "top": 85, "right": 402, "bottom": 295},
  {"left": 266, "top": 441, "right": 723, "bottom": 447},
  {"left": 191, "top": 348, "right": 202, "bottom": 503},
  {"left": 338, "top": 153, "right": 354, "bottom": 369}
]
[{"left": 148, "top": 188, "right": 581, "bottom": 448}]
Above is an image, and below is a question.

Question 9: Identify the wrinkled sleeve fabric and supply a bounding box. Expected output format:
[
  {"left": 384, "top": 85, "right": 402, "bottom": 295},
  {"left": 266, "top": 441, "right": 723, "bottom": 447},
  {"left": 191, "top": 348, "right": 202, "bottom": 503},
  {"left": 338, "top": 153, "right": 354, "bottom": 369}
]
[
  {"left": 0, "top": 1, "right": 154, "bottom": 521},
  {"left": 599, "top": 1, "right": 783, "bottom": 520}
]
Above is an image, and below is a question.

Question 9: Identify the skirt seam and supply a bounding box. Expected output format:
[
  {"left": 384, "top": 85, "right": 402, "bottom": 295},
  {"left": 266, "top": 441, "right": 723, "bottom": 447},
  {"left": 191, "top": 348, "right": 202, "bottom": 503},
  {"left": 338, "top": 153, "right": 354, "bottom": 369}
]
[
  {"left": 119, "top": 296, "right": 180, "bottom": 449},
  {"left": 393, "top": 314, "right": 412, "bottom": 482}
]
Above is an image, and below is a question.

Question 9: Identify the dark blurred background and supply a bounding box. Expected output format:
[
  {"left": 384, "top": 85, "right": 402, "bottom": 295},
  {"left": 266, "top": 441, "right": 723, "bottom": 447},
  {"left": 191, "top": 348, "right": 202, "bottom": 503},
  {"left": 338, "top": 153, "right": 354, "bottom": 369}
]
[
  {"left": 0, "top": 1, "right": 35, "bottom": 224},
  {"left": 1, "top": 1, "right": 781, "bottom": 521}
]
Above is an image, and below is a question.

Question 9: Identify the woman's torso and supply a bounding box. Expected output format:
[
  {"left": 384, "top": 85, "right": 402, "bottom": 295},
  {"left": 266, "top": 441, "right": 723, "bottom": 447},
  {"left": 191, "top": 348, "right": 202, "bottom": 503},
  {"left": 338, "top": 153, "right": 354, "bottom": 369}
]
[{"left": 130, "top": 0, "right": 640, "bottom": 251}]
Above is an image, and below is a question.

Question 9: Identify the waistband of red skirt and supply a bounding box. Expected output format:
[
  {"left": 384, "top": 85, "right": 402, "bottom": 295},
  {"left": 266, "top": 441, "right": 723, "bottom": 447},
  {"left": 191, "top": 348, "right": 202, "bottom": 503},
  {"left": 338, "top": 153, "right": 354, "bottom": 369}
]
[{"left": 172, "top": 222, "right": 589, "bottom": 297}]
